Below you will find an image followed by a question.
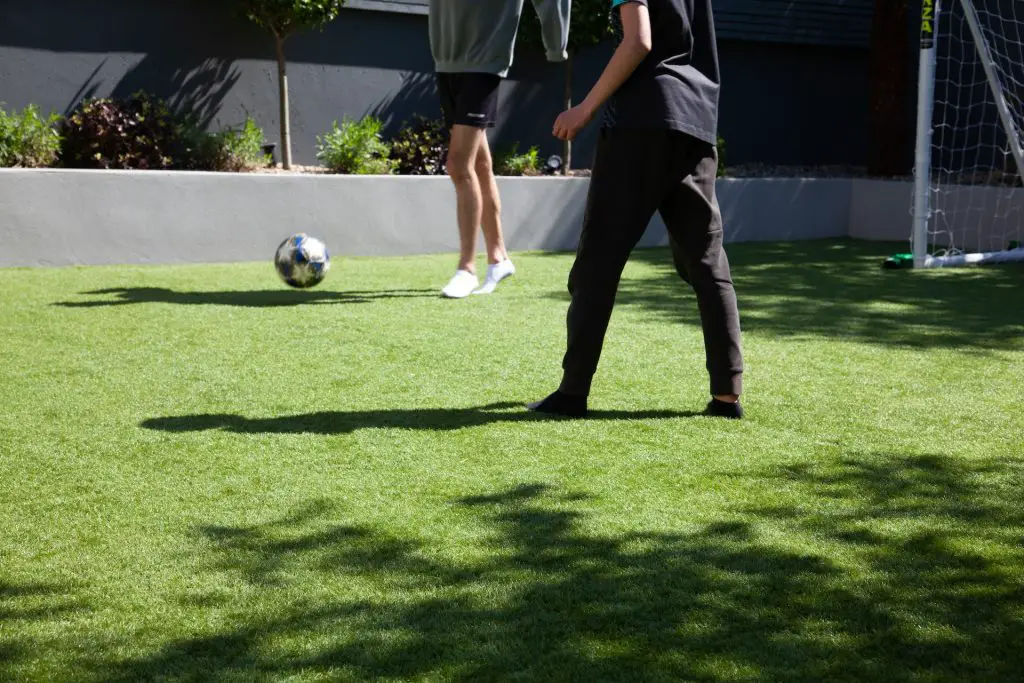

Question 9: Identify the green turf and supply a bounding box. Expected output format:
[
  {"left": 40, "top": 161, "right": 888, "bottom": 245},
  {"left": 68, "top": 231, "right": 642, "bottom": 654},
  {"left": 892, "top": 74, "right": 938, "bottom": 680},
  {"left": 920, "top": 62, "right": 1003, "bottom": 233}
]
[{"left": 1, "top": 239, "right": 1022, "bottom": 682}]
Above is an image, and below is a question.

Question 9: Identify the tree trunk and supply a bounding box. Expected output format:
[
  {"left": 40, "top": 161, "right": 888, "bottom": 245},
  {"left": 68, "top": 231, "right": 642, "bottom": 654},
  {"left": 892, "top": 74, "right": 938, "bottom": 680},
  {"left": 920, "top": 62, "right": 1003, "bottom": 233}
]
[
  {"left": 275, "top": 33, "right": 293, "bottom": 170},
  {"left": 867, "top": 0, "right": 911, "bottom": 177},
  {"left": 563, "top": 53, "right": 573, "bottom": 174}
]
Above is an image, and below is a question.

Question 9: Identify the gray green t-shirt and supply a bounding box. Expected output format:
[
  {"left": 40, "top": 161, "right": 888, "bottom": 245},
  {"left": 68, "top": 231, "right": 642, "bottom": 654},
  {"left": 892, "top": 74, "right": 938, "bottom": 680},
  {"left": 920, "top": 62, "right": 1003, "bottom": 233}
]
[
  {"left": 604, "top": 0, "right": 720, "bottom": 145},
  {"left": 428, "top": 0, "right": 570, "bottom": 77}
]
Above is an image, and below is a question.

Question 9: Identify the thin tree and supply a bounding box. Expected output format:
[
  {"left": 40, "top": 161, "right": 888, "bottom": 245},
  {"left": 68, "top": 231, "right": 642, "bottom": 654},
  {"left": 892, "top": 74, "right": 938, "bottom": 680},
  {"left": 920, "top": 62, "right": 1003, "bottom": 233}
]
[
  {"left": 518, "top": 0, "right": 614, "bottom": 172},
  {"left": 237, "top": 0, "right": 346, "bottom": 170}
]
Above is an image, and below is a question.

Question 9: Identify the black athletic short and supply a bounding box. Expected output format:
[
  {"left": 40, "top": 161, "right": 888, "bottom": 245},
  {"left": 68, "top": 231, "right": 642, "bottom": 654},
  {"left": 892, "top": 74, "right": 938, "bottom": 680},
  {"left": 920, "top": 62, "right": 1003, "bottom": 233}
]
[{"left": 436, "top": 73, "right": 500, "bottom": 130}]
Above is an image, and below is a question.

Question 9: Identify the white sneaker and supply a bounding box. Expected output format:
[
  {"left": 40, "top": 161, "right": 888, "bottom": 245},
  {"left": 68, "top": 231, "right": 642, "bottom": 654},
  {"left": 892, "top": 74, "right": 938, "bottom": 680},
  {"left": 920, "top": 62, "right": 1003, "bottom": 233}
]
[
  {"left": 473, "top": 259, "right": 516, "bottom": 295},
  {"left": 441, "top": 270, "right": 480, "bottom": 299}
]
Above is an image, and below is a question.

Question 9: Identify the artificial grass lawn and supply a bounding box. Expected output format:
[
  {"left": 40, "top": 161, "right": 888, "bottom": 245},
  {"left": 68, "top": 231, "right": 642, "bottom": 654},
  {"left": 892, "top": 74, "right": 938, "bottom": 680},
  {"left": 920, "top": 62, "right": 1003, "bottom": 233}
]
[{"left": 1, "top": 239, "right": 1023, "bottom": 682}]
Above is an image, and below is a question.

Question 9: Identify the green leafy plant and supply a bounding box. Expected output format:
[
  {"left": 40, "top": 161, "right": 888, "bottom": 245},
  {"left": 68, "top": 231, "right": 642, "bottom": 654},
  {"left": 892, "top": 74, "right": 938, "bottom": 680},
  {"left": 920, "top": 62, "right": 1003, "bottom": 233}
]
[
  {"left": 59, "top": 93, "right": 184, "bottom": 170},
  {"left": 236, "top": 0, "right": 346, "bottom": 169},
  {"left": 389, "top": 116, "right": 448, "bottom": 176},
  {"left": 495, "top": 143, "right": 541, "bottom": 177},
  {"left": 176, "top": 116, "right": 270, "bottom": 172},
  {"left": 0, "top": 104, "right": 61, "bottom": 168},
  {"left": 176, "top": 117, "right": 222, "bottom": 171},
  {"left": 316, "top": 117, "right": 396, "bottom": 175},
  {"left": 215, "top": 117, "right": 272, "bottom": 172}
]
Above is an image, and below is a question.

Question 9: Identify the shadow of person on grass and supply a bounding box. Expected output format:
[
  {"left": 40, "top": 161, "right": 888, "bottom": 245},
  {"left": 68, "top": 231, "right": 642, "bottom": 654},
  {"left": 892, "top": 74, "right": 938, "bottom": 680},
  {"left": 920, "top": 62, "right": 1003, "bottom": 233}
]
[
  {"left": 82, "top": 453, "right": 1024, "bottom": 682},
  {"left": 54, "top": 288, "right": 437, "bottom": 308},
  {"left": 140, "top": 402, "right": 702, "bottom": 435}
]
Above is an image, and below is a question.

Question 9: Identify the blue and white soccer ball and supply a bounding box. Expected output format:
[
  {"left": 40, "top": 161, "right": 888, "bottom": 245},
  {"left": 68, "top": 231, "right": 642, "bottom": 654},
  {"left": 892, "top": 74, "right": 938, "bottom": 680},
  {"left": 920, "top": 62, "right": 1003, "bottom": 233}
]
[{"left": 274, "top": 233, "right": 331, "bottom": 288}]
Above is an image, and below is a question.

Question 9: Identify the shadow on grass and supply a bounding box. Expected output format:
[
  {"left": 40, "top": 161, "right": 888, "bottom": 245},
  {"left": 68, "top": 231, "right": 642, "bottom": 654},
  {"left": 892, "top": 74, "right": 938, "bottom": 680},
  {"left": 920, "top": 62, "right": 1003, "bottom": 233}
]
[
  {"left": 592, "top": 239, "right": 1024, "bottom": 350},
  {"left": 0, "top": 580, "right": 86, "bottom": 622},
  {"left": 140, "top": 402, "right": 702, "bottom": 435},
  {"left": 54, "top": 287, "right": 437, "bottom": 308},
  {"left": 0, "top": 580, "right": 89, "bottom": 679},
  {"left": 80, "top": 455, "right": 1023, "bottom": 682}
]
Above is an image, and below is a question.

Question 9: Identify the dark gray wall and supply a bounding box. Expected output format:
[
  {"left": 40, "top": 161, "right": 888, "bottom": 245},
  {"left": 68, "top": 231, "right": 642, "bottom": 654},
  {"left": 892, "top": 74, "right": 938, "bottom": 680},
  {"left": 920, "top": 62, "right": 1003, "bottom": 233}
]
[
  {"left": 926, "top": 0, "right": 1024, "bottom": 176},
  {"left": 889, "top": 0, "right": 1024, "bottom": 176},
  {"left": 715, "top": 0, "right": 873, "bottom": 47},
  {"left": 0, "top": 0, "right": 871, "bottom": 168}
]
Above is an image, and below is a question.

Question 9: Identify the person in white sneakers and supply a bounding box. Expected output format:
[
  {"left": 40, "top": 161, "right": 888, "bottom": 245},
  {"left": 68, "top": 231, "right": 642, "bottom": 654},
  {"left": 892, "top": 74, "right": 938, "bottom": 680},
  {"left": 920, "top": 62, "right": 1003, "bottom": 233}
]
[{"left": 430, "top": 0, "right": 570, "bottom": 298}]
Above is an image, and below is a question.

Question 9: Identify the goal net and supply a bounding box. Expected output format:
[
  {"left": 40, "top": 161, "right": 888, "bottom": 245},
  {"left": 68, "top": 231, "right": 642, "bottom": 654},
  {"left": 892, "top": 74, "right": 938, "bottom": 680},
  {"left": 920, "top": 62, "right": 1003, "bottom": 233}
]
[{"left": 911, "top": 0, "right": 1024, "bottom": 267}]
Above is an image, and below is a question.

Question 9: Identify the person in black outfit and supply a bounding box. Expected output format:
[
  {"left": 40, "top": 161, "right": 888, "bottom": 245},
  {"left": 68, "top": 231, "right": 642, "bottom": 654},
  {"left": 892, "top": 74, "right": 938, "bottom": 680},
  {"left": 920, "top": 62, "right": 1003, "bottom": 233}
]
[{"left": 529, "top": 0, "right": 745, "bottom": 419}]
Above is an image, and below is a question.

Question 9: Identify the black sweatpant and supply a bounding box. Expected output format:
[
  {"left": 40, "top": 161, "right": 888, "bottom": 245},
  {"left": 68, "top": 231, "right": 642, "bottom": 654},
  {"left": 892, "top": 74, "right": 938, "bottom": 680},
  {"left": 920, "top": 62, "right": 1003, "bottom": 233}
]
[{"left": 559, "top": 129, "right": 744, "bottom": 398}]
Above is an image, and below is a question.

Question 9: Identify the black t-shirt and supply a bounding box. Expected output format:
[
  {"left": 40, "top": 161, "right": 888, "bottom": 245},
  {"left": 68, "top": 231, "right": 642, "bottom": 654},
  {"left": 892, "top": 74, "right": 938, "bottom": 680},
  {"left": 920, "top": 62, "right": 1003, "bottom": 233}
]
[{"left": 603, "top": 0, "right": 720, "bottom": 144}]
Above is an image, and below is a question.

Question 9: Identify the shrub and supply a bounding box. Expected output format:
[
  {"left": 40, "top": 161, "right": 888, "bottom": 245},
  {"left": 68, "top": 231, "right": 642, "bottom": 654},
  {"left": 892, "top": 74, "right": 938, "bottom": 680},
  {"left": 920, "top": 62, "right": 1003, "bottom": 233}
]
[
  {"left": 389, "top": 116, "right": 448, "bottom": 176},
  {"left": 495, "top": 143, "right": 541, "bottom": 177},
  {"left": 176, "top": 118, "right": 222, "bottom": 171},
  {"left": 0, "top": 104, "right": 61, "bottom": 168},
  {"left": 60, "top": 93, "right": 184, "bottom": 170},
  {"left": 217, "top": 117, "right": 271, "bottom": 171},
  {"left": 194, "top": 117, "right": 271, "bottom": 172},
  {"left": 316, "top": 117, "right": 396, "bottom": 175},
  {"left": 176, "top": 116, "right": 271, "bottom": 173}
]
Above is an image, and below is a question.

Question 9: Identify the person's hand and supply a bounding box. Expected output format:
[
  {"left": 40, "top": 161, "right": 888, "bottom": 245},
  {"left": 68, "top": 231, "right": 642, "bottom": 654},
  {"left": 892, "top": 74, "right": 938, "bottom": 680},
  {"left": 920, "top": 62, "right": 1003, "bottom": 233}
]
[{"left": 553, "top": 103, "right": 595, "bottom": 141}]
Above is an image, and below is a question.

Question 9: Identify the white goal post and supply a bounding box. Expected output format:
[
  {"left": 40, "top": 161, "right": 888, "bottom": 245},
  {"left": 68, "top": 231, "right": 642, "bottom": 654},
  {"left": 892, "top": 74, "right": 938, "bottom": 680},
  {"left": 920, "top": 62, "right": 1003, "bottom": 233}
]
[{"left": 911, "top": 0, "right": 1024, "bottom": 267}]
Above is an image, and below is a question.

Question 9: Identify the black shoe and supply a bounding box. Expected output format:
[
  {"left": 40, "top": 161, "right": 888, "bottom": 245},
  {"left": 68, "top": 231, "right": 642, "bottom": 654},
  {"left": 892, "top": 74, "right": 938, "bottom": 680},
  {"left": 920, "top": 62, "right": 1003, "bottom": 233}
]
[
  {"left": 705, "top": 398, "right": 744, "bottom": 420},
  {"left": 527, "top": 391, "right": 588, "bottom": 418}
]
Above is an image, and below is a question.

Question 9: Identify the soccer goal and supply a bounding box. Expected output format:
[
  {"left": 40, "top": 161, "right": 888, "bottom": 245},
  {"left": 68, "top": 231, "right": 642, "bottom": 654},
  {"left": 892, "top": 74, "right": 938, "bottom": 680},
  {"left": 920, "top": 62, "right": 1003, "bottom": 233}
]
[{"left": 909, "top": 0, "right": 1024, "bottom": 267}]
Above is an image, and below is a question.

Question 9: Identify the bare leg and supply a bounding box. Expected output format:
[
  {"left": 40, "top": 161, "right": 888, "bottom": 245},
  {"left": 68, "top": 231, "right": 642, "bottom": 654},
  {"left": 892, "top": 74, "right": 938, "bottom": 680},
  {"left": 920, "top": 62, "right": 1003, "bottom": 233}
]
[
  {"left": 447, "top": 125, "right": 486, "bottom": 273},
  {"left": 476, "top": 137, "right": 507, "bottom": 265}
]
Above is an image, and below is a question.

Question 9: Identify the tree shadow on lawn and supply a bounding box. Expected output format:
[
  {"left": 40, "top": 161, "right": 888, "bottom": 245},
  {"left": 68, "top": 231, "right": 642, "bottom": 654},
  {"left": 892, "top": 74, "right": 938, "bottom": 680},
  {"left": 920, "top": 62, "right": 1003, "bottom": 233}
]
[
  {"left": 81, "top": 453, "right": 1024, "bottom": 682},
  {"left": 0, "top": 580, "right": 88, "bottom": 623},
  {"left": 0, "top": 580, "right": 92, "bottom": 680},
  {"left": 140, "top": 402, "right": 702, "bottom": 435},
  {"left": 584, "top": 239, "right": 1024, "bottom": 350},
  {"left": 54, "top": 287, "right": 437, "bottom": 308}
]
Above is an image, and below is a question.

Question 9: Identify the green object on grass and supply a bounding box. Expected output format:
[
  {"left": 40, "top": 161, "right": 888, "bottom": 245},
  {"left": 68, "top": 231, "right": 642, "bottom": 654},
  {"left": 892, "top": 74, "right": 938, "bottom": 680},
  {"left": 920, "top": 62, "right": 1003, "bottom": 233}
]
[{"left": 883, "top": 252, "right": 915, "bottom": 269}]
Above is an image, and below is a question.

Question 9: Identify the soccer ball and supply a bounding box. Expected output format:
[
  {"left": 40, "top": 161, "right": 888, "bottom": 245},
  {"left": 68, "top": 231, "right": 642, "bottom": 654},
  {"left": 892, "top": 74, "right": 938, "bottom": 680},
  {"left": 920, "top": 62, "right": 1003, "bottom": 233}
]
[{"left": 274, "top": 233, "right": 331, "bottom": 289}]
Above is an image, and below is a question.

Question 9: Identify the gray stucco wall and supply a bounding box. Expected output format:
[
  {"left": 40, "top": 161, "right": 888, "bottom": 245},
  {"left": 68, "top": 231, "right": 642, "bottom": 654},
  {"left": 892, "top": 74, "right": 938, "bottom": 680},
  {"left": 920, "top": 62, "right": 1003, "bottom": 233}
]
[
  {"left": 850, "top": 179, "right": 1024, "bottom": 251},
  {"left": 0, "top": 0, "right": 871, "bottom": 169},
  {"left": 0, "top": 171, "right": 851, "bottom": 268}
]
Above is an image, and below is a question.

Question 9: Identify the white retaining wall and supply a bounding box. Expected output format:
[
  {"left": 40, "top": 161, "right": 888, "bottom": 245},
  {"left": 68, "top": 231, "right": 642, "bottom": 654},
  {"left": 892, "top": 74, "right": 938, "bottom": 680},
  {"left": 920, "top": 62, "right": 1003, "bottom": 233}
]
[
  {"left": 1, "top": 170, "right": 870, "bottom": 267},
  {"left": 850, "top": 178, "right": 1024, "bottom": 251}
]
